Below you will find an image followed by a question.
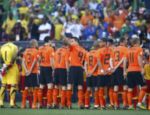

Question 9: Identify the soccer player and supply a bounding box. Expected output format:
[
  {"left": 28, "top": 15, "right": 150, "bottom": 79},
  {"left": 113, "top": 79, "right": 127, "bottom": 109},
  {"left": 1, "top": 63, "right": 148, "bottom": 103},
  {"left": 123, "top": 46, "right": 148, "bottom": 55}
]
[
  {"left": 124, "top": 37, "right": 147, "bottom": 110},
  {"left": 84, "top": 42, "right": 99, "bottom": 109},
  {"left": 38, "top": 37, "right": 54, "bottom": 108},
  {"left": 53, "top": 41, "right": 69, "bottom": 108},
  {"left": 21, "top": 39, "right": 39, "bottom": 109},
  {"left": 0, "top": 35, "right": 19, "bottom": 108},
  {"left": 97, "top": 39, "right": 114, "bottom": 109},
  {"left": 64, "top": 37, "right": 86, "bottom": 109},
  {"left": 111, "top": 38, "right": 128, "bottom": 109}
]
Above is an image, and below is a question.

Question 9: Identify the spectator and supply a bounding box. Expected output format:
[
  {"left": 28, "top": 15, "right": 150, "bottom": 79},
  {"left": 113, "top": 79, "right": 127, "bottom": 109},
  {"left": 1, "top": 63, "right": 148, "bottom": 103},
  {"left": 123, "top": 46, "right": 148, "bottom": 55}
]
[
  {"left": 12, "top": 20, "right": 27, "bottom": 41},
  {"left": 18, "top": 1, "right": 30, "bottom": 15},
  {"left": 80, "top": 9, "right": 94, "bottom": 27},
  {"left": 82, "top": 20, "right": 97, "bottom": 40},
  {"left": 54, "top": 19, "right": 63, "bottom": 41},
  {"left": 38, "top": 16, "right": 52, "bottom": 41},
  {"left": 2, "top": 13, "right": 16, "bottom": 36}
]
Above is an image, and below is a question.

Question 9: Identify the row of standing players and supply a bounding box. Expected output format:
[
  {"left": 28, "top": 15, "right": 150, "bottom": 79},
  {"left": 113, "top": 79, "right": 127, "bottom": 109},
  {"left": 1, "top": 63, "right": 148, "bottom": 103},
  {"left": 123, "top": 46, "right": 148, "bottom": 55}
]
[{"left": 0, "top": 36, "right": 150, "bottom": 110}]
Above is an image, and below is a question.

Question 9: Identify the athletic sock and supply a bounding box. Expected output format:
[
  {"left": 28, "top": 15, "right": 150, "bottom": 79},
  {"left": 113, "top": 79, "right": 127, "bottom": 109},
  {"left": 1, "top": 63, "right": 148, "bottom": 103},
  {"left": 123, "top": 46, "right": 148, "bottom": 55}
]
[
  {"left": 0, "top": 86, "right": 5, "bottom": 106},
  {"left": 53, "top": 88, "right": 59, "bottom": 105},
  {"left": 138, "top": 88, "right": 146, "bottom": 104},
  {"left": 99, "top": 88, "right": 105, "bottom": 107},
  {"left": 61, "top": 90, "right": 66, "bottom": 107},
  {"left": 122, "top": 90, "right": 127, "bottom": 107},
  {"left": 109, "top": 88, "right": 114, "bottom": 106},
  {"left": 78, "top": 89, "right": 84, "bottom": 106},
  {"left": 32, "top": 88, "right": 38, "bottom": 108},
  {"left": 67, "top": 90, "right": 72, "bottom": 107},
  {"left": 47, "top": 89, "right": 53, "bottom": 106},
  {"left": 85, "top": 90, "right": 90, "bottom": 107},
  {"left": 94, "top": 90, "right": 99, "bottom": 107},
  {"left": 148, "top": 95, "right": 150, "bottom": 109},
  {"left": 113, "top": 91, "right": 119, "bottom": 107},
  {"left": 21, "top": 89, "right": 28, "bottom": 108},
  {"left": 10, "top": 86, "right": 16, "bottom": 106},
  {"left": 127, "top": 91, "right": 133, "bottom": 107},
  {"left": 38, "top": 89, "right": 43, "bottom": 107}
]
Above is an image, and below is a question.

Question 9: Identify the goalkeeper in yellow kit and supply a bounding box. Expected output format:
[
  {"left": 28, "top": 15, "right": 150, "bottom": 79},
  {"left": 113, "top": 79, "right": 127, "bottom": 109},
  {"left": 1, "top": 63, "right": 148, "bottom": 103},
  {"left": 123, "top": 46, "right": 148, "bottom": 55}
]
[{"left": 0, "top": 36, "right": 19, "bottom": 108}]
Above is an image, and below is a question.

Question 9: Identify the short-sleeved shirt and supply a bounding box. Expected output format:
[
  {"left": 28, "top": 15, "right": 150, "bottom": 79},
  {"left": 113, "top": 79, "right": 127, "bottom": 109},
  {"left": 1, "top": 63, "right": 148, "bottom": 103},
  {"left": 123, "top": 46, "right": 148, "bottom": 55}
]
[
  {"left": 144, "top": 64, "right": 150, "bottom": 80},
  {"left": 0, "top": 42, "right": 18, "bottom": 65},
  {"left": 38, "top": 45, "right": 54, "bottom": 67},
  {"left": 85, "top": 50, "right": 98, "bottom": 76},
  {"left": 54, "top": 47, "right": 69, "bottom": 69},
  {"left": 98, "top": 47, "right": 113, "bottom": 75},
  {"left": 69, "top": 44, "right": 87, "bottom": 67},
  {"left": 23, "top": 48, "right": 39, "bottom": 74},
  {"left": 113, "top": 45, "right": 128, "bottom": 68},
  {"left": 126, "top": 46, "right": 143, "bottom": 72}
]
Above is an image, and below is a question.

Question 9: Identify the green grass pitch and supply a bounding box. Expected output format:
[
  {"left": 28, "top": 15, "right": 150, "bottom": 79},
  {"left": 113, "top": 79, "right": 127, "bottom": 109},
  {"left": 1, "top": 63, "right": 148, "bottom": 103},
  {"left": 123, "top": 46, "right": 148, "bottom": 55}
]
[{"left": 0, "top": 104, "right": 149, "bottom": 115}]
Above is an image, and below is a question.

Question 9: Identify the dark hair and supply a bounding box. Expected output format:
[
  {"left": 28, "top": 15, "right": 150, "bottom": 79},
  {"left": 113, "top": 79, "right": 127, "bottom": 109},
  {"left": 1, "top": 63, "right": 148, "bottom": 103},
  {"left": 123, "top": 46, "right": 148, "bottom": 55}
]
[{"left": 44, "top": 36, "right": 50, "bottom": 43}]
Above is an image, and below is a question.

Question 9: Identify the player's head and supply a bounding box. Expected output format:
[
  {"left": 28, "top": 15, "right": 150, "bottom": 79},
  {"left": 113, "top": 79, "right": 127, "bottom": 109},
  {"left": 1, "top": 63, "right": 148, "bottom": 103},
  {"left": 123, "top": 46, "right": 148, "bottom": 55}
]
[
  {"left": 29, "top": 39, "right": 38, "bottom": 48},
  {"left": 99, "top": 38, "right": 107, "bottom": 48},
  {"left": 130, "top": 35, "right": 140, "bottom": 46},
  {"left": 119, "top": 37, "right": 127, "bottom": 46},
  {"left": 92, "top": 41, "right": 100, "bottom": 50},
  {"left": 106, "top": 39, "right": 113, "bottom": 47}
]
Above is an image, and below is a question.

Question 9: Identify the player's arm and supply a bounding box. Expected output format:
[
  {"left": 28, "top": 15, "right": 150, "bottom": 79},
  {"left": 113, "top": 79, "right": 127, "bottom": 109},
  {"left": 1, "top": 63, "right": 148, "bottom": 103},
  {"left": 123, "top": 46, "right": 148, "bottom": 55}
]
[
  {"left": 123, "top": 57, "right": 127, "bottom": 78},
  {"left": 138, "top": 52, "right": 144, "bottom": 75},
  {"left": 90, "top": 62, "right": 98, "bottom": 76},
  {"left": 114, "top": 57, "right": 125, "bottom": 70},
  {"left": 98, "top": 58, "right": 105, "bottom": 74},
  {"left": 22, "top": 58, "right": 28, "bottom": 74}
]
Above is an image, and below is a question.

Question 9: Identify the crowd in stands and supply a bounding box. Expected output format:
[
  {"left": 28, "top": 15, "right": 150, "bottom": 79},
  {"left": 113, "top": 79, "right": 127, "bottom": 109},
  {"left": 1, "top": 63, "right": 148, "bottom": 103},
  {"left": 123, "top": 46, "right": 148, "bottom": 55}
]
[{"left": 0, "top": 0, "right": 150, "bottom": 44}]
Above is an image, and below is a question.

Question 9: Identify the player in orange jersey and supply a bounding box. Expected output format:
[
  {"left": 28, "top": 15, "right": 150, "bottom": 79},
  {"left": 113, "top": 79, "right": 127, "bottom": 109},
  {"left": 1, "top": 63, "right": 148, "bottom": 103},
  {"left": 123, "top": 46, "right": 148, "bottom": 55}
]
[
  {"left": 64, "top": 37, "right": 87, "bottom": 109},
  {"left": 97, "top": 39, "right": 114, "bottom": 109},
  {"left": 84, "top": 42, "right": 99, "bottom": 109},
  {"left": 111, "top": 38, "right": 128, "bottom": 109},
  {"left": 38, "top": 37, "right": 54, "bottom": 109},
  {"left": 124, "top": 37, "right": 147, "bottom": 110},
  {"left": 53, "top": 41, "right": 69, "bottom": 109},
  {"left": 21, "top": 39, "right": 39, "bottom": 109}
]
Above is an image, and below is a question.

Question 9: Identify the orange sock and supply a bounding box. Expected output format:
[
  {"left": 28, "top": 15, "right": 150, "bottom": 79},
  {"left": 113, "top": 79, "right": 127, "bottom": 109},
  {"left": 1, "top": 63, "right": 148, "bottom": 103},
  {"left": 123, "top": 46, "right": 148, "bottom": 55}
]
[
  {"left": 122, "top": 90, "right": 127, "bottom": 107},
  {"left": 148, "top": 95, "right": 150, "bottom": 109},
  {"left": 67, "top": 90, "right": 72, "bottom": 107},
  {"left": 32, "top": 88, "right": 38, "bottom": 108},
  {"left": 85, "top": 90, "right": 90, "bottom": 107},
  {"left": 38, "top": 89, "right": 43, "bottom": 106},
  {"left": 127, "top": 91, "right": 133, "bottom": 107},
  {"left": 47, "top": 89, "right": 53, "bottom": 106},
  {"left": 99, "top": 88, "right": 105, "bottom": 107},
  {"left": 138, "top": 88, "right": 146, "bottom": 104},
  {"left": 78, "top": 89, "right": 84, "bottom": 106},
  {"left": 113, "top": 91, "right": 118, "bottom": 107},
  {"left": 109, "top": 88, "right": 114, "bottom": 106},
  {"left": 61, "top": 90, "right": 66, "bottom": 107},
  {"left": 53, "top": 88, "right": 59, "bottom": 105},
  {"left": 21, "top": 89, "right": 28, "bottom": 108},
  {"left": 94, "top": 90, "right": 99, "bottom": 106}
]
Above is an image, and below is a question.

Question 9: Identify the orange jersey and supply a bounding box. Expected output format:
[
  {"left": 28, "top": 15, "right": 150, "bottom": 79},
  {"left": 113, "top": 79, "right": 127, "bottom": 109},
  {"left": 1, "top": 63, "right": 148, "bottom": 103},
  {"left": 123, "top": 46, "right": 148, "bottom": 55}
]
[
  {"left": 113, "top": 45, "right": 128, "bottom": 67},
  {"left": 85, "top": 50, "right": 98, "bottom": 76},
  {"left": 38, "top": 45, "right": 54, "bottom": 67},
  {"left": 69, "top": 44, "right": 86, "bottom": 67},
  {"left": 127, "top": 46, "right": 143, "bottom": 72},
  {"left": 98, "top": 47, "right": 113, "bottom": 75},
  {"left": 54, "top": 47, "right": 69, "bottom": 69},
  {"left": 23, "top": 48, "right": 39, "bottom": 74}
]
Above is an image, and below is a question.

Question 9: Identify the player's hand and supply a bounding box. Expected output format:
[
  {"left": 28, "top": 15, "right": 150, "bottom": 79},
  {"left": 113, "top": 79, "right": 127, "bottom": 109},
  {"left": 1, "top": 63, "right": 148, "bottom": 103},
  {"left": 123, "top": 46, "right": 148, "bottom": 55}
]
[
  {"left": 141, "top": 68, "right": 145, "bottom": 75},
  {"left": 26, "top": 71, "right": 31, "bottom": 76},
  {"left": 123, "top": 71, "right": 127, "bottom": 79},
  {"left": 87, "top": 73, "right": 92, "bottom": 77}
]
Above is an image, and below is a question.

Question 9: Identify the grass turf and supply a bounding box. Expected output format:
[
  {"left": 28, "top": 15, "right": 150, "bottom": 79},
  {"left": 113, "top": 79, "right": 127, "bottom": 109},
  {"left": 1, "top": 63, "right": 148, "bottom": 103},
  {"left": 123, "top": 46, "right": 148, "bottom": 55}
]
[{"left": 0, "top": 104, "right": 150, "bottom": 115}]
